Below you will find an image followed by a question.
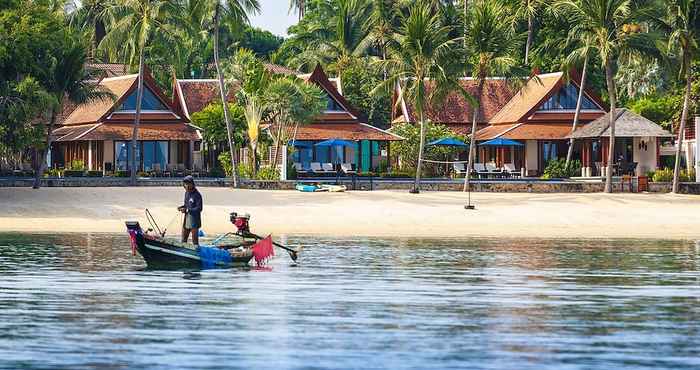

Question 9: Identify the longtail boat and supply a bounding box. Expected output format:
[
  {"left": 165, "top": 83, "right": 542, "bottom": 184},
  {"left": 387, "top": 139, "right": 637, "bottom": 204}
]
[{"left": 126, "top": 211, "right": 299, "bottom": 269}]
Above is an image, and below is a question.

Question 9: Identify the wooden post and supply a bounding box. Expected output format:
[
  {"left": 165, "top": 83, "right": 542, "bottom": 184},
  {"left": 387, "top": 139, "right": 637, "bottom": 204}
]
[{"left": 88, "top": 140, "right": 93, "bottom": 170}]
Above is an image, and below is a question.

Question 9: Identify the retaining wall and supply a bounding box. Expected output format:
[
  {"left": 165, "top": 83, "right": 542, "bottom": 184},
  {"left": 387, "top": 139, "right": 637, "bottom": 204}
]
[{"left": 1, "top": 177, "right": 698, "bottom": 194}]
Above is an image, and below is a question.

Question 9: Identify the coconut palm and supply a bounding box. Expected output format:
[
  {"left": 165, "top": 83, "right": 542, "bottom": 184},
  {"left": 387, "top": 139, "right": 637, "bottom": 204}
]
[
  {"left": 102, "top": 0, "right": 177, "bottom": 185},
  {"left": 33, "top": 36, "right": 113, "bottom": 188},
  {"left": 555, "top": 0, "right": 659, "bottom": 193},
  {"left": 357, "top": 0, "right": 398, "bottom": 78},
  {"left": 69, "top": 0, "right": 115, "bottom": 56},
  {"left": 562, "top": 34, "right": 596, "bottom": 166},
  {"left": 462, "top": 0, "right": 525, "bottom": 197},
  {"left": 375, "top": 0, "right": 465, "bottom": 193},
  {"left": 508, "top": 0, "right": 549, "bottom": 64},
  {"left": 290, "top": 0, "right": 306, "bottom": 21},
  {"left": 207, "top": 0, "right": 259, "bottom": 187},
  {"left": 658, "top": 0, "right": 699, "bottom": 193}
]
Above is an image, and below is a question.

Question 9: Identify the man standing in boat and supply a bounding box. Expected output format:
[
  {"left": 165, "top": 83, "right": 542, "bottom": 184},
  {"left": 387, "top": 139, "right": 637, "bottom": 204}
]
[{"left": 178, "top": 176, "right": 203, "bottom": 247}]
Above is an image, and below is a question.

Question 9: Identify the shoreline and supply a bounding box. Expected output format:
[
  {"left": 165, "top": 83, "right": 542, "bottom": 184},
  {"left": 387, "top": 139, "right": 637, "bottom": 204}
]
[{"left": 2, "top": 187, "right": 700, "bottom": 240}]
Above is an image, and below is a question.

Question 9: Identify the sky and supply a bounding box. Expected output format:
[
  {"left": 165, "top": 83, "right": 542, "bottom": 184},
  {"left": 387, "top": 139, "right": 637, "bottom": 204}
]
[{"left": 249, "top": 0, "right": 299, "bottom": 38}]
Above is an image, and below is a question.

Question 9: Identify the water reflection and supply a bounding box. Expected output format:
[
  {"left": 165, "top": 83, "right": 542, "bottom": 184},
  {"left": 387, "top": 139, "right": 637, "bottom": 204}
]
[{"left": 0, "top": 233, "right": 698, "bottom": 370}]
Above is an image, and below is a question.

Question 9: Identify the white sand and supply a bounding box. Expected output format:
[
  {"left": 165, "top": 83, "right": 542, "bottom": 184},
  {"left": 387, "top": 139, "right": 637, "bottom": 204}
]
[{"left": 1, "top": 187, "right": 699, "bottom": 240}]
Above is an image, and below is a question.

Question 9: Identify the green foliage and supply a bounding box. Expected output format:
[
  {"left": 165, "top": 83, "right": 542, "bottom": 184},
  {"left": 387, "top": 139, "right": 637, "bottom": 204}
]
[
  {"left": 340, "top": 58, "right": 391, "bottom": 128},
  {"left": 68, "top": 160, "right": 85, "bottom": 171},
  {"left": 191, "top": 102, "right": 247, "bottom": 146},
  {"left": 263, "top": 76, "right": 326, "bottom": 146},
  {"left": 44, "top": 168, "right": 62, "bottom": 178},
  {"left": 541, "top": 159, "right": 582, "bottom": 179},
  {"left": 389, "top": 122, "right": 469, "bottom": 175},
  {"left": 218, "top": 151, "right": 234, "bottom": 177},
  {"left": 255, "top": 166, "right": 280, "bottom": 180},
  {"left": 239, "top": 27, "right": 283, "bottom": 60},
  {"left": 651, "top": 167, "right": 695, "bottom": 182},
  {"left": 628, "top": 94, "right": 680, "bottom": 130}
]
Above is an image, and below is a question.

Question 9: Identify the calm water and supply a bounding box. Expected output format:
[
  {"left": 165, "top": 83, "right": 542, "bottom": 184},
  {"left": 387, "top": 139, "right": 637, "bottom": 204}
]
[{"left": 0, "top": 234, "right": 698, "bottom": 370}]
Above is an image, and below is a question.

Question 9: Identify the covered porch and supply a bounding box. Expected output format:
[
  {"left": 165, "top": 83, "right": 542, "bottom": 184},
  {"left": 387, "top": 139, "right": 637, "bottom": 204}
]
[{"left": 568, "top": 109, "right": 673, "bottom": 177}]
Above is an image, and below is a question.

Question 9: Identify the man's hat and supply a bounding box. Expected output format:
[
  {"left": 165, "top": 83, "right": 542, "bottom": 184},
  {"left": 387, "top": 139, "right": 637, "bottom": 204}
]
[{"left": 183, "top": 175, "right": 195, "bottom": 185}]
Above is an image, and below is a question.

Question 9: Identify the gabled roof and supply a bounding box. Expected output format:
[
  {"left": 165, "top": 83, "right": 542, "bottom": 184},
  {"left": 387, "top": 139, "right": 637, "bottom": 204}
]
[
  {"left": 173, "top": 79, "right": 239, "bottom": 120},
  {"left": 395, "top": 78, "right": 516, "bottom": 125},
  {"left": 568, "top": 109, "right": 673, "bottom": 138},
  {"left": 302, "top": 64, "right": 362, "bottom": 120},
  {"left": 489, "top": 71, "right": 606, "bottom": 125},
  {"left": 62, "top": 68, "right": 183, "bottom": 126}
]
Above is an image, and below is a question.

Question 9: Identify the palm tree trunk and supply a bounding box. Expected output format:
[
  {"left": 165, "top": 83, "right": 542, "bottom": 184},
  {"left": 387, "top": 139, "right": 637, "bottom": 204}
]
[
  {"left": 130, "top": 46, "right": 146, "bottom": 186},
  {"left": 213, "top": 4, "right": 239, "bottom": 187},
  {"left": 463, "top": 78, "right": 485, "bottom": 193},
  {"left": 565, "top": 55, "right": 588, "bottom": 167},
  {"left": 604, "top": 58, "right": 616, "bottom": 193},
  {"left": 672, "top": 56, "right": 692, "bottom": 194},
  {"left": 32, "top": 106, "right": 59, "bottom": 189},
  {"left": 413, "top": 110, "right": 426, "bottom": 193},
  {"left": 525, "top": 14, "right": 533, "bottom": 64}
]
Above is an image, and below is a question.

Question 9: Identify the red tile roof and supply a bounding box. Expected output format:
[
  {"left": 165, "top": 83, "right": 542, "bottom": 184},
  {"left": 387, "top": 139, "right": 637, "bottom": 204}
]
[
  {"left": 501, "top": 123, "right": 574, "bottom": 140},
  {"left": 279, "top": 123, "right": 403, "bottom": 141},
  {"left": 62, "top": 75, "right": 137, "bottom": 125},
  {"left": 474, "top": 123, "right": 521, "bottom": 140},
  {"left": 174, "top": 80, "right": 239, "bottom": 119},
  {"left": 87, "top": 63, "right": 130, "bottom": 77},
  {"left": 398, "top": 79, "right": 516, "bottom": 125}
]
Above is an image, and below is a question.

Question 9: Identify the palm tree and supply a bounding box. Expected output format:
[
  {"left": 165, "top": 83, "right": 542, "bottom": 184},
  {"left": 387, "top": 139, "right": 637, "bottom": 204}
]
[
  {"left": 102, "top": 0, "right": 176, "bottom": 185},
  {"left": 510, "top": 0, "right": 548, "bottom": 65},
  {"left": 357, "top": 0, "right": 398, "bottom": 79},
  {"left": 556, "top": 0, "right": 658, "bottom": 193},
  {"left": 660, "top": 0, "right": 699, "bottom": 193},
  {"left": 33, "top": 36, "right": 113, "bottom": 188},
  {"left": 375, "top": 0, "right": 464, "bottom": 193},
  {"left": 208, "top": 0, "right": 260, "bottom": 187},
  {"left": 69, "top": 0, "right": 115, "bottom": 56},
  {"left": 563, "top": 34, "right": 595, "bottom": 166},
  {"left": 290, "top": 0, "right": 306, "bottom": 21},
  {"left": 462, "top": 0, "right": 524, "bottom": 198}
]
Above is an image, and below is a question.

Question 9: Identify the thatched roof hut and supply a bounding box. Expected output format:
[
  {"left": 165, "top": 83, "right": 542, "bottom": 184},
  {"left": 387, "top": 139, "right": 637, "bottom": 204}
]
[{"left": 568, "top": 108, "right": 672, "bottom": 139}]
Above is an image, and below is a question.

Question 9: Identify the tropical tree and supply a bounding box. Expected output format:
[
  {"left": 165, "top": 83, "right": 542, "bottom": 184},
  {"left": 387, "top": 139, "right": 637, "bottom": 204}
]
[
  {"left": 462, "top": 0, "right": 524, "bottom": 196},
  {"left": 555, "top": 0, "right": 659, "bottom": 193},
  {"left": 375, "top": 0, "right": 465, "bottom": 193},
  {"left": 102, "top": 0, "right": 176, "bottom": 185},
  {"left": 208, "top": 0, "right": 260, "bottom": 186},
  {"left": 563, "top": 34, "right": 596, "bottom": 166},
  {"left": 263, "top": 76, "right": 326, "bottom": 169},
  {"left": 659, "top": 0, "right": 699, "bottom": 193},
  {"left": 69, "top": 0, "right": 114, "bottom": 56},
  {"left": 508, "top": 0, "right": 549, "bottom": 64},
  {"left": 357, "top": 0, "right": 398, "bottom": 78},
  {"left": 290, "top": 0, "right": 306, "bottom": 21},
  {"left": 32, "top": 36, "right": 113, "bottom": 188}
]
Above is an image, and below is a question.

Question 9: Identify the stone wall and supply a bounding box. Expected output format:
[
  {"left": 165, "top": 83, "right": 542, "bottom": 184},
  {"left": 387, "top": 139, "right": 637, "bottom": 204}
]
[{"left": 2, "top": 177, "right": 700, "bottom": 194}]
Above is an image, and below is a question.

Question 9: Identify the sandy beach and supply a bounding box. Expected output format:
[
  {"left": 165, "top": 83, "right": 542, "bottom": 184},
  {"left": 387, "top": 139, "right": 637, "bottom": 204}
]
[{"left": 1, "top": 187, "right": 699, "bottom": 240}]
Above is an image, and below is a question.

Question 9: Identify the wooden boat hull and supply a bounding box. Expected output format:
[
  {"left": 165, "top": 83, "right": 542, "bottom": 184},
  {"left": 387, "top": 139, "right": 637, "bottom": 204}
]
[{"left": 126, "top": 221, "right": 253, "bottom": 269}]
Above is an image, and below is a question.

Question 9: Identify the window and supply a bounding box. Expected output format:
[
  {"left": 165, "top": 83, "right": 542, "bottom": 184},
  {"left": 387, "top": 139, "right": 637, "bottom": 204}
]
[
  {"left": 543, "top": 142, "right": 558, "bottom": 163},
  {"left": 117, "top": 88, "right": 168, "bottom": 111},
  {"left": 539, "top": 84, "right": 598, "bottom": 110},
  {"left": 115, "top": 141, "right": 140, "bottom": 171},
  {"left": 115, "top": 141, "right": 167, "bottom": 171},
  {"left": 325, "top": 92, "right": 344, "bottom": 111}
]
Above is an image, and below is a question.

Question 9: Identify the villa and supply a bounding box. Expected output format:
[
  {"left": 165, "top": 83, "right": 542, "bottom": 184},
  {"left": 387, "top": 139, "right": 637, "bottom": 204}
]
[
  {"left": 50, "top": 67, "right": 203, "bottom": 173},
  {"left": 392, "top": 71, "right": 673, "bottom": 177},
  {"left": 175, "top": 64, "right": 402, "bottom": 173}
]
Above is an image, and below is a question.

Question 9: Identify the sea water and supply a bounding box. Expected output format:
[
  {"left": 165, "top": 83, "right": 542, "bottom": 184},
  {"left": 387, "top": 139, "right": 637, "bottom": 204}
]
[{"left": 0, "top": 234, "right": 698, "bottom": 370}]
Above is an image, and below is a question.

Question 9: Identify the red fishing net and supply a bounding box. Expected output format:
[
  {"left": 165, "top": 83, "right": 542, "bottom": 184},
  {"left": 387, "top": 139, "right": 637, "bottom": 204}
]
[{"left": 252, "top": 235, "right": 275, "bottom": 266}]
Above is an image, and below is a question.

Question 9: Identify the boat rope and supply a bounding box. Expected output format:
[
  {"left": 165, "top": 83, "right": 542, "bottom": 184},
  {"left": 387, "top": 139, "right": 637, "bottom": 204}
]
[
  {"left": 162, "top": 211, "right": 183, "bottom": 237},
  {"left": 145, "top": 209, "right": 163, "bottom": 236}
]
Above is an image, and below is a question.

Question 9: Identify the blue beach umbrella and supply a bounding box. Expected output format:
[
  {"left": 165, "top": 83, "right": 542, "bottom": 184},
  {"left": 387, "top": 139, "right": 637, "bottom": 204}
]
[
  {"left": 288, "top": 140, "right": 313, "bottom": 148},
  {"left": 427, "top": 137, "right": 469, "bottom": 147},
  {"left": 478, "top": 138, "right": 524, "bottom": 147},
  {"left": 314, "top": 138, "right": 357, "bottom": 148}
]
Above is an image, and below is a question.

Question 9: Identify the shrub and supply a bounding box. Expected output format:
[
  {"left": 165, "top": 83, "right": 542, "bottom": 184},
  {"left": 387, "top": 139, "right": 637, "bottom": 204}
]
[
  {"left": 653, "top": 168, "right": 696, "bottom": 182},
  {"left": 218, "top": 152, "right": 233, "bottom": 177},
  {"left": 115, "top": 170, "right": 130, "bottom": 177},
  {"left": 208, "top": 167, "right": 225, "bottom": 178},
  {"left": 63, "top": 170, "right": 85, "bottom": 177},
  {"left": 68, "top": 160, "right": 85, "bottom": 171},
  {"left": 541, "top": 159, "right": 581, "bottom": 179},
  {"left": 86, "top": 170, "right": 103, "bottom": 177},
  {"left": 44, "top": 168, "right": 62, "bottom": 178},
  {"left": 255, "top": 166, "right": 280, "bottom": 180},
  {"left": 380, "top": 171, "right": 413, "bottom": 178}
]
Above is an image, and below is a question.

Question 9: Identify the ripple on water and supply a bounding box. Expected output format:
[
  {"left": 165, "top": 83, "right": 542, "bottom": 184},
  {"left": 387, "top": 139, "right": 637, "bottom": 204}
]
[{"left": 0, "top": 233, "right": 698, "bottom": 370}]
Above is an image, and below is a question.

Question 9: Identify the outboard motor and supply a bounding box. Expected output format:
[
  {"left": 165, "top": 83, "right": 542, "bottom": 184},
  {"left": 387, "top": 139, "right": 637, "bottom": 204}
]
[{"left": 230, "top": 212, "right": 251, "bottom": 235}]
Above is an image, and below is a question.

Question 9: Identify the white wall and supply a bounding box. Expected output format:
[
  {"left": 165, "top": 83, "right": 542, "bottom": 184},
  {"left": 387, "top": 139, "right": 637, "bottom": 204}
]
[
  {"left": 525, "top": 140, "right": 538, "bottom": 176},
  {"left": 633, "top": 137, "right": 657, "bottom": 176}
]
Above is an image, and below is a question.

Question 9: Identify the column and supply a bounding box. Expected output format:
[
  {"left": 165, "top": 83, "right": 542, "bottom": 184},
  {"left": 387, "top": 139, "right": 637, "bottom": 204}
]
[
  {"left": 88, "top": 140, "right": 93, "bottom": 170},
  {"left": 695, "top": 117, "right": 700, "bottom": 181}
]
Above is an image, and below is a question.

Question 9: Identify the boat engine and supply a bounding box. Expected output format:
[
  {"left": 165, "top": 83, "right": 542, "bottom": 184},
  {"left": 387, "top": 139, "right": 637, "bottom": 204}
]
[{"left": 230, "top": 212, "right": 251, "bottom": 235}]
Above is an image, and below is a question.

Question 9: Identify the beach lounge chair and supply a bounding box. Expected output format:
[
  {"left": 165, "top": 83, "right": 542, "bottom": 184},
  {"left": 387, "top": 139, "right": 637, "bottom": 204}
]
[
  {"left": 322, "top": 163, "right": 336, "bottom": 173},
  {"left": 191, "top": 163, "right": 202, "bottom": 178},
  {"left": 473, "top": 163, "right": 488, "bottom": 179},
  {"left": 503, "top": 163, "right": 520, "bottom": 178},
  {"left": 453, "top": 163, "right": 467, "bottom": 177},
  {"left": 151, "top": 163, "right": 163, "bottom": 177},
  {"left": 341, "top": 163, "right": 357, "bottom": 175},
  {"left": 176, "top": 163, "right": 186, "bottom": 177},
  {"left": 164, "top": 164, "right": 175, "bottom": 177},
  {"left": 310, "top": 162, "right": 325, "bottom": 175},
  {"left": 293, "top": 163, "right": 309, "bottom": 176},
  {"left": 485, "top": 163, "right": 502, "bottom": 178}
]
